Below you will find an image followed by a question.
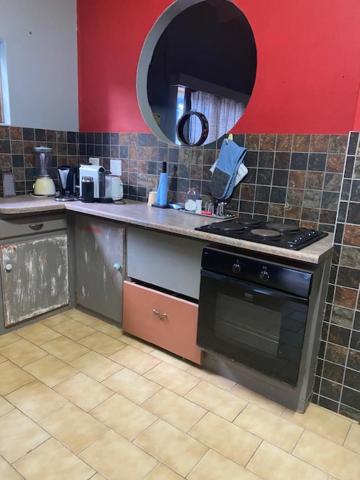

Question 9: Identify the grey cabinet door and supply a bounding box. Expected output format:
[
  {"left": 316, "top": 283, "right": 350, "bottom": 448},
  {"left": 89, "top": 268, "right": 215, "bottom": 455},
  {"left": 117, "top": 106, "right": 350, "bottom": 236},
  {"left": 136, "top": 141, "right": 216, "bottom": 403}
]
[
  {"left": 0, "top": 233, "right": 69, "bottom": 326},
  {"left": 74, "top": 215, "right": 124, "bottom": 323}
]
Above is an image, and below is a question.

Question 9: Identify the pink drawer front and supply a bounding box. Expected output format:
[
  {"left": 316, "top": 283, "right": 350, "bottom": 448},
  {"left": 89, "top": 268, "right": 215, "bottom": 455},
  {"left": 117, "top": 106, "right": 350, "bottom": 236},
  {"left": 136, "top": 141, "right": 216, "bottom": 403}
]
[{"left": 123, "top": 281, "right": 202, "bottom": 365}]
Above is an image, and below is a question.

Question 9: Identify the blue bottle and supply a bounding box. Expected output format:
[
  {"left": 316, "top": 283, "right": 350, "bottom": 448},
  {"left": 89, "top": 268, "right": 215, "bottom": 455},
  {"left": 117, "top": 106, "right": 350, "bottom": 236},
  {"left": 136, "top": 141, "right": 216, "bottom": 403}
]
[{"left": 156, "top": 161, "right": 169, "bottom": 207}]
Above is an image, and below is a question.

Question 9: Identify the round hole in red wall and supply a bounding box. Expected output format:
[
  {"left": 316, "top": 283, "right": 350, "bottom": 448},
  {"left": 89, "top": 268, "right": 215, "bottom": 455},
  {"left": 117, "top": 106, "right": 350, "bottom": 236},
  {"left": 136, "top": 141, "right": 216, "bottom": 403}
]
[{"left": 137, "top": 0, "right": 257, "bottom": 147}]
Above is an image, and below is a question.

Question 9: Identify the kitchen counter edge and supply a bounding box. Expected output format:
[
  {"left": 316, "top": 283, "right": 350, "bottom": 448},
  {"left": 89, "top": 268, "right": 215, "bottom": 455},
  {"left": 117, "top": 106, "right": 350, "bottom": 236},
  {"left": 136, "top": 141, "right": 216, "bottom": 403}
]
[{"left": 0, "top": 196, "right": 333, "bottom": 265}]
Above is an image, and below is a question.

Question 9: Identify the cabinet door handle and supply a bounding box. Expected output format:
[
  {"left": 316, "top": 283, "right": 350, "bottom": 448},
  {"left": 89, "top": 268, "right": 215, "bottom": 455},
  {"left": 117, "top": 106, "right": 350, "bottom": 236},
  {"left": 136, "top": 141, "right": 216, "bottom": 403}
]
[
  {"left": 29, "top": 223, "right": 44, "bottom": 231},
  {"left": 152, "top": 309, "right": 167, "bottom": 320},
  {"left": 5, "top": 264, "right": 12, "bottom": 273},
  {"left": 113, "top": 263, "right": 122, "bottom": 271}
]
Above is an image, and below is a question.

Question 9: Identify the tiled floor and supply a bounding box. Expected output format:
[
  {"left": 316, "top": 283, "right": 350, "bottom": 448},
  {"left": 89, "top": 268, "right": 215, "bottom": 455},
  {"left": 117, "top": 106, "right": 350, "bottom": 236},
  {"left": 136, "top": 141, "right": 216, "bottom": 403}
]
[{"left": 0, "top": 309, "right": 359, "bottom": 480}]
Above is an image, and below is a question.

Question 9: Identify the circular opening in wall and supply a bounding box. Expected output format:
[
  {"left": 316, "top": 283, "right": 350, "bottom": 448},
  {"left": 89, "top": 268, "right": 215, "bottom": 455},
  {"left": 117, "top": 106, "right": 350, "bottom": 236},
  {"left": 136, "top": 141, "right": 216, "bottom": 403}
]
[{"left": 137, "top": 0, "right": 257, "bottom": 147}]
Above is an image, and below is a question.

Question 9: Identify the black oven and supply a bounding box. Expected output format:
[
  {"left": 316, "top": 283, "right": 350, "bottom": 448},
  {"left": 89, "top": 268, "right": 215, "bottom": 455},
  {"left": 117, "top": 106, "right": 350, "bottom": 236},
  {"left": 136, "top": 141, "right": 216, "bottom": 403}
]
[{"left": 197, "top": 247, "right": 314, "bottom": 386}]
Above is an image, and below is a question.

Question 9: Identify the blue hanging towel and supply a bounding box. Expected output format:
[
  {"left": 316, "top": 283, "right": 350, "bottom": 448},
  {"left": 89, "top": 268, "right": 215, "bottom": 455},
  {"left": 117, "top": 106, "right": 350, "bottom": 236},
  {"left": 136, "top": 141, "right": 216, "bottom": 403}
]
[{"left": 210, "top": 139, "right": 247, "bottom": 200}]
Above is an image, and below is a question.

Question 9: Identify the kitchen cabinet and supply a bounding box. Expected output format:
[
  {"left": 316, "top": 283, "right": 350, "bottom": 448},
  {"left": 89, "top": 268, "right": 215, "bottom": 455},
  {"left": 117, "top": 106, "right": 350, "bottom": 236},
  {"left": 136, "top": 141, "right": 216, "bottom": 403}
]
[
  {"left": 123, "top": 280, "right": 201, "bottom": 364},
  {"left": 127, "top": 226, "right": 206, "bottom": 299},
  {"left": 0, "top": 233, "right": 70, "bottom": 327},
  {"left": 73, "top": 214, "right": 124, "bottom": 323}
]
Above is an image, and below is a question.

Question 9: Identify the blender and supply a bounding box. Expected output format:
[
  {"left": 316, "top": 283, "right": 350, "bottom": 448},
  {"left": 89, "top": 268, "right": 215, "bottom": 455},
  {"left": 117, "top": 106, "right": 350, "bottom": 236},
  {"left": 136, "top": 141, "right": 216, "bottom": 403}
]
[{"left": 33, "top": 146, "right": 56, "bottom": 196}]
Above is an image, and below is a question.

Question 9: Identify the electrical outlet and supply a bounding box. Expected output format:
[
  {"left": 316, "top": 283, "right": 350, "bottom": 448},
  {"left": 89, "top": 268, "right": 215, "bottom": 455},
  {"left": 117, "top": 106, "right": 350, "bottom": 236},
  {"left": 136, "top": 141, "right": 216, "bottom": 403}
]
[
  {"left": 110, "top": 159, "right": 122, "bottom": 176},
  {"left": 89, "top": 157, "right": 100, "bottom": 166}
]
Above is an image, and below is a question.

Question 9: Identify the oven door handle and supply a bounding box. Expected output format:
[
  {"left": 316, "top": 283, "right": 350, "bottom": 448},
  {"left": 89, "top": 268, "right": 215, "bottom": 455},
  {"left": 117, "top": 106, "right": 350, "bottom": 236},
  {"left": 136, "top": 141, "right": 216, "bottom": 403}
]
[{"left": 201, "top": 269, "right": 309, "bottom": 304}]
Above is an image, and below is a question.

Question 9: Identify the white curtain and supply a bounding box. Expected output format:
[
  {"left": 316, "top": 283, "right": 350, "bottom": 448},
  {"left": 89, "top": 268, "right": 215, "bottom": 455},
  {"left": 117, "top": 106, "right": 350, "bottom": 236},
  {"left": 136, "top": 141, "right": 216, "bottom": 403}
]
[{"left": 189, "top": 91, "right": 244, "bottom": 144}]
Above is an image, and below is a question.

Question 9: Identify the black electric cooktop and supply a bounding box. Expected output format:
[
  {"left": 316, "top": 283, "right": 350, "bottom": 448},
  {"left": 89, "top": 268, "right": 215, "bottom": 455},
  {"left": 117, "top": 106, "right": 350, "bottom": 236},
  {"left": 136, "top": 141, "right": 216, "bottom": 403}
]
[{"left": 195, "top": 219, "right": 328, "bottom": 250}]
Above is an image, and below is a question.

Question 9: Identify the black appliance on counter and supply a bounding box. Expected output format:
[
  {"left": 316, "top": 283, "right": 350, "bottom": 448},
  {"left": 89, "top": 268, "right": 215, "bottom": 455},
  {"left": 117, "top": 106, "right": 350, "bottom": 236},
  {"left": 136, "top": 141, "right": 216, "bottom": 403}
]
[
  {"left": 56, "top": 166, "right": 78, "bottom": 201},
  {"left": 197, "top": 245, "right": 330, "bottom": 411},
  {"left": 195, "top": 219, "right": 327, "bottom": 250}
]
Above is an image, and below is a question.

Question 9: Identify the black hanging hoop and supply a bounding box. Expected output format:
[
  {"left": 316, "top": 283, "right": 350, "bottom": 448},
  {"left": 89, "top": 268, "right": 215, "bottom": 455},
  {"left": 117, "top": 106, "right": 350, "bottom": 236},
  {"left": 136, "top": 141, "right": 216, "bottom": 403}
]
[{"left": 177, "top": 111, "right": 209, "bottom": 146}]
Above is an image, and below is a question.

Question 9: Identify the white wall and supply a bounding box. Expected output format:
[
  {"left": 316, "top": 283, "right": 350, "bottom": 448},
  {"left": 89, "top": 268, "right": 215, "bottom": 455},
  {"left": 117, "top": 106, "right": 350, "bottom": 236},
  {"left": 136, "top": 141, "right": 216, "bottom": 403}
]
[{"left": 0, "top": 0, "right": 78, "bottom": 131}]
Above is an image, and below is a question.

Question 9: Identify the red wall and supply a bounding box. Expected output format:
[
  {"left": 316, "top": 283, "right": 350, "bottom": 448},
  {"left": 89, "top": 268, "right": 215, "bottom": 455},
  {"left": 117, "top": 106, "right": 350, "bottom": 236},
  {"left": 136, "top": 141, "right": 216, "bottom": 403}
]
[{"left": 77, "top": 0, "right": 360, "bottom": 134}]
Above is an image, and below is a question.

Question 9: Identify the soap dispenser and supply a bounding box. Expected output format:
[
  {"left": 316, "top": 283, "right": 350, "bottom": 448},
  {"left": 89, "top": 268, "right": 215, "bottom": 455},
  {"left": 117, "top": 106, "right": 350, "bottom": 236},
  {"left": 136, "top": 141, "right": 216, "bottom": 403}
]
[{"left": 155, "top": 161, "right": 169, "bottom": 207}]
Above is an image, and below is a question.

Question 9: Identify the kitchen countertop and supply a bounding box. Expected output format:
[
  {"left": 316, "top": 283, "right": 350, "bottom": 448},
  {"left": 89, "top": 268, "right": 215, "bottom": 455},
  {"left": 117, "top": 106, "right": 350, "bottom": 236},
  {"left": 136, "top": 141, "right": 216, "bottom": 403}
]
[{"left": 0, "top": 195, "right": 333, "bottom": 264}]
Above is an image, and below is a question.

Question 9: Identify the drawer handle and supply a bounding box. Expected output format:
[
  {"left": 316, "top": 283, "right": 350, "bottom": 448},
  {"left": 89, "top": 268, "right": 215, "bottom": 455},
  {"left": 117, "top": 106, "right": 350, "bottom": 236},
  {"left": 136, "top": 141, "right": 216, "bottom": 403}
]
[
  {"left": 152, "top": 309, "right": 168, "bottom": 321},
  {"left": 29, "top": 223, "right": 44, "bottom": 231}
]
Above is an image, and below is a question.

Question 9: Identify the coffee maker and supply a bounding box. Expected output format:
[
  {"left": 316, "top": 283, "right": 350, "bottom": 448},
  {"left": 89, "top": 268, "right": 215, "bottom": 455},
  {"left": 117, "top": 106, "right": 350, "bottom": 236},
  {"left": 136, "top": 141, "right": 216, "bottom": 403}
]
[
  {"left": 56, "top": 166, "right": 78, "bottom": 201},
  {"left": 79, "top": 165, "right": 105, "bottom": 199}
]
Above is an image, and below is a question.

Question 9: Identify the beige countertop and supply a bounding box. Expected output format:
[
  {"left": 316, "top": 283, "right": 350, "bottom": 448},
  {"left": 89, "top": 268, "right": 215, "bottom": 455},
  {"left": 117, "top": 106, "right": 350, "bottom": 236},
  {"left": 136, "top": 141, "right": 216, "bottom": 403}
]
[{"left": 0, "top": 195, "right": 333, "bottom": 264}]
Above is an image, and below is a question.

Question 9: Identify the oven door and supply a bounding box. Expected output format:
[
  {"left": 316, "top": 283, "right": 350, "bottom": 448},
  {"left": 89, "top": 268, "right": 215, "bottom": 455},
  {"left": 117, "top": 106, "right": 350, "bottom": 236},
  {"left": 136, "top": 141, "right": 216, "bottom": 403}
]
[{"left": 197, "top": 269, "right": 309, "bottom": 385}]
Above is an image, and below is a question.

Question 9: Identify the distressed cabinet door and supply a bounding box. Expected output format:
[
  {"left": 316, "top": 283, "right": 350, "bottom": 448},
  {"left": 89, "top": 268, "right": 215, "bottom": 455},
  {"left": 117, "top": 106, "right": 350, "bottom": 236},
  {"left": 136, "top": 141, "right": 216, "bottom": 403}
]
[
  {"left": 74, "top": 215, "right": 124, "bottom": 323},
  {"left": 0, "top": 233, "right": 69, "bottom": 326}
]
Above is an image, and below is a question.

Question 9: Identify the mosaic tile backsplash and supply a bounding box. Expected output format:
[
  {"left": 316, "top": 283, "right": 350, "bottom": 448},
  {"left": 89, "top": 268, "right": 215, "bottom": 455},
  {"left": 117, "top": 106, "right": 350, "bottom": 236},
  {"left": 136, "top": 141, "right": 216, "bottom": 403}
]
[{"left": 0, "top": 124, "right": 359, "bottom": 421}]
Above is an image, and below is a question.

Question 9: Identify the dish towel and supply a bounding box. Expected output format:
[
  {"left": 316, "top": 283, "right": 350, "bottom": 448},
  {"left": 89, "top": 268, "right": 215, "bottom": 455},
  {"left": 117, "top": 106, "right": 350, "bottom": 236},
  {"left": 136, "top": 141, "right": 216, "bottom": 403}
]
[{"left": 210, "top": 139, "right": 247, "bottom": 200}]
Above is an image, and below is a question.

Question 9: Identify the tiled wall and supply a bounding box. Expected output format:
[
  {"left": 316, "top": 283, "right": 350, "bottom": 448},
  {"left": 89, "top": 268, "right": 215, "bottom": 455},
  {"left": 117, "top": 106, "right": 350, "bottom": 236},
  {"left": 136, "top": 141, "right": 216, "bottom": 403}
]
[
  {"left": 313, "top": 132, "right": 360, "bottom": 421},
  {"left": 1, "top": 124, "right": 359, "bottom": 421},
  {"left": 0, "top": 125, "right": 79, "bottom": 195}
]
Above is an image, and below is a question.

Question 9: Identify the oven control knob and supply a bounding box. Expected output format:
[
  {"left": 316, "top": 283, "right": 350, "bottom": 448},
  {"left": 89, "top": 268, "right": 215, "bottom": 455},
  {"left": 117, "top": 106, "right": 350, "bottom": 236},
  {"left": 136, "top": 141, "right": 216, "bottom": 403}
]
[
  {"left": 260, "top": 269, "right": 270, "bottom": 281},
  {"left": 232, "top": 262, "right": 241, "bottom": 274}
]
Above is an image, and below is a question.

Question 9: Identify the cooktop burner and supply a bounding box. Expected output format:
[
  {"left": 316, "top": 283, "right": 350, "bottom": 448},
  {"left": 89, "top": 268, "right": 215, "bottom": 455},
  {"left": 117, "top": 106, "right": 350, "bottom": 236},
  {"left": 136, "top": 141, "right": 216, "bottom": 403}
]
[
  {"left": 266, "top": 222, "right": 300, "bottom": 233},
  {"left": 251, "top": 228, "right": 282, "bottom": 238},
  {"left": 195, "top": 219, "right": 328, "bottom": 250}
]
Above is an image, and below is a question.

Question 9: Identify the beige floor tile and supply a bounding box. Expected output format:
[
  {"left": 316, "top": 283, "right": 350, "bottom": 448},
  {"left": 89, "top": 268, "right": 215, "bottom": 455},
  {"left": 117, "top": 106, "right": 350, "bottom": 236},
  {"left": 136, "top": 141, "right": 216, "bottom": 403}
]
[
  {"left": 0, "top": 456, "right": 23, "bottom": 480},
  {"left": 248, "top": 441, "right": 326, "bottom": 480},
  {"left": 0, "top": 332, "right": 21, "bottom": 348},
  {"left": 14, "top": 438, "right": 94, "bottom": 480},
  {"left": 0, "top": 409, "right": 49, "bottom": 462},
  {"left": 42, "top": 336, "right": 90, "bottom": 362},
  {"left": 189, "top": 412, "right": 261, "bottom": 466},
  {"left": 189, "top": 449, "right": 261, "bottom": 480},
  {"left": 0, "top": 396, "right": 14, "bottom": 416},
  {"left": 151, "top": 348, "right": 190, "bottom": 371},
  {"left": 89, "top": 475, "right": 106, "bottom": 480},
  {"left": 187, "top": 365, "right": 236, "bottom": 391},
  {"left": 103, "top": 368, "right": 161, "bottom": 404},
  {"left": 186, "top": 381, "right": 247, "bottom": 421},
  {"left": 230, "top": 383, "right": 285, "bottom": 415},
  {"left": 121, "top": 333, "right": 154, "bottom": 353},
  {"left": 91, "top": 393, "right": 157, "bottom": 440},
  {"left": 110, "top": 345, "right": 161, "bottom": 374},
  {"left": 70, "top": 351, "right": 122, "bottom": 381},
  {"left": 0, "top": 354, "right": 6, "bottom": 363},
  {"left": 16, "top": 322, "right": 60, "bottom": 345},
  {"left": 54, "top": 373, "right": 113, "bottom": 411},
  {"left": 282, "top": 403, "right": 351, "bottom": 444},
  {"left": 145, "top": 464, "right": 183, "bottom": 480},
  {"left": 344, "top": 423, "right": 360, "bottom": 454},
  {"left": 79, "top": 332, "right": 125, "bottom": 356},
  {"left": 67, "top": 309, "right": 99, "bottom": 326},
  {"left": 51, "top": 318, "right": 96, "bottom": 341},
  {"left": 235, "top": 404, "right": 303, "bottom": 452},
  {"left": 6, "top": 381, "right": 68, "bottom": 421},
  {"left": 40, "top": 403, "right": 108, "bottom": 454},
  {"left": 24, "top": 354, "right": 77, "bottom": 387},
  {"left": 145, "top": 362, "right": 199, "bottom": 396},
  {"left": 41, "top": 312, "right": 69, "bottom": 328},
  {"left": 143, "top": 388, "right": 206, "bottom": 432},
  {"left": 293, "top": 430, "right": 360, "bottom": 480},
  {"left": 0, "top": 361, "right": 34, "bottom": 395},
  {"left": 135, "top": 419, "right": 207, "bottom": 477},
  {"left": 0, "top": 339, "right": 47, "bottom": 367},
  {"left": 80, "top": 430, "right": 156, "bottom": 480},
  {"left": 92, "top": 319, "right": 124, "bottom": 338}
]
